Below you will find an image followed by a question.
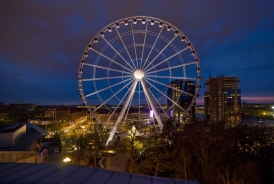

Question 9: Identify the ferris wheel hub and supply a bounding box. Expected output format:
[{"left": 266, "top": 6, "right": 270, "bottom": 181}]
[{"left": 134, "top": 69, "right": 145, "bottom": 79}]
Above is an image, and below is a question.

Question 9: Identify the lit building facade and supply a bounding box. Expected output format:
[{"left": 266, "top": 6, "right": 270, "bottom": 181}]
[
  {"left": 167, "top": 80, "right": 196, "bottom": 123},
  {"left": 204, "top": 75, "right": 241, "bottom": 123},
  {"left": 44, "top": 106, "right": 70, "bottom": 122}
]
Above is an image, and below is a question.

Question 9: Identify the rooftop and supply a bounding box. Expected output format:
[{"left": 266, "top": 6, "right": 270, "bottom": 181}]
[
  {"left": 0, "top": 123, "right": 25, "bottom": 133},
  {"left": 0, "top": 162, "right": 198, "bottom": 184}
]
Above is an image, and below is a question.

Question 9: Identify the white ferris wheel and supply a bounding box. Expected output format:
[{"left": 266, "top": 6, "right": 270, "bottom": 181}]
[{"left": 78, "top": 16, "right": 201, "bottom": 145}]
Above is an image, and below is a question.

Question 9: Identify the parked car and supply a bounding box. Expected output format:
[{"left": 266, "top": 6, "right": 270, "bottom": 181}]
[{"left": 54, "top": 148, "right": 59, "bottom": 153}]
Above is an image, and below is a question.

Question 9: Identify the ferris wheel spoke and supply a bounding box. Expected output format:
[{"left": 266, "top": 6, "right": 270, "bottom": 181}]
[
  {"left": 89, "top": 48, "right": 133, "bottom": 73},
  {"left": 115, "top": 28, "right": 137, "bottom": 69},
  {"left": 122, "top": 89, "right": 134, "bottom": 125},
  {"left": 146, "top": 75, "right": 197, "bottom": 81},
  {"left": 143, "top": 35, "right": 177, "bottom": 71},
  {"left": 142, "top": 26, "right": 164, "bottom": 70},
  {"left": 144, "top": 79, "right": 186, "bottom": 112},
  {"left": 89, "top": 111, "right": 105, "bottom": 125},
  {"left": 138, "top": 82, "right": 141, "bottom": 122},
  {"left": 146, "top": 61, "right": 196, "bottom": 75},
  {"left": 140, "top": 79, "right": 163, "bottom": 130},
  {"left": 146, "top": 77, "right": 195, "bottom": 97},
  {"left": 130, "top": 21, "right": 138, "bottom": 68},
  {"left": 92, "top": 79, "right": 135, "bottom": 113},
  {"left": 145, "top": 47, "right": 190, "bottom": 73},
  {"left": 85, "top": 78, "right": 132, "bottom": 98},
  {"left": 142, "top": 86, "right": 158, "bottom": 128},
  {"left": 101, "top": 36, "right": 135, "bottom": 72},
  {"left": 84, "top": 63, "right": 132, "bottom": 75},
  {"left": 147, "top": 86, "right": 169, "bottom": 119},
  {"left": 140, "top": 21, "right": 149, "bottom": 69},
  {"left": 142, "top": 87, "right": 154, "bottom": 124},
  {"left": 82, "top": 75, "right": 131, "bottom": 81},
  {"left": 106, "top": 80, "right": 138, "bottom": 146},
  {"left": 104, "top": 80, "right": 134, "bottom": 132}
]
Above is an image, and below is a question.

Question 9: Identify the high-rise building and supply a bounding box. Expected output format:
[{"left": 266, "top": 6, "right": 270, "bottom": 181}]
[
  {"left": 204, "top": 75, "right": 241, "bottom": 123},
  {"left": 167, "top": 80, "right": 196, "bottom": 123}
]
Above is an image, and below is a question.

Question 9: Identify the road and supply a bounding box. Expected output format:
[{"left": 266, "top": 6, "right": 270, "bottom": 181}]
[
  {"left": 46, "top": 145, "right": 128, "bottom": 172},
  {"left": 47, "top": 146, "right": 72, "bottom": 164}
]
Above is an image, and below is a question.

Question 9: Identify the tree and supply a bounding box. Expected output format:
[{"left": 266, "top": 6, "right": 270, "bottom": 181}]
[
  {"left": 112, "top": 125, "right": 149, "bottom": 173},
  {"left": 137, "top": 134, "right": 176, "bottom": 177},
  {"left": 71, "top": 123, "right": 108, "bottom": 167},
  {"left": 173, "top": 121, "right": 267, "bottom": 183},
  {"left": 135, "top": 119, "right": 177, "bottom": 177},
  {"left": 85, "top": 123, "right": 108, "bottom": 167}
]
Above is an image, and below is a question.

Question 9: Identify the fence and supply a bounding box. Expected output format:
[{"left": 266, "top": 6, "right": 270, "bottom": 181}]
[{"left": 0, "top": 151, "right": 43, "bottom": 163}]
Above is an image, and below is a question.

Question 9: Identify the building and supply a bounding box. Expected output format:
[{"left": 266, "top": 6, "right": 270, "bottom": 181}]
[
  {"left": 0, "top": 102, "right": 4, "bottom": 109},
  {"left": 167, "top": 80, "right": 196, "bottom": 123},
  {"left": 44, "top": 106, "right": 70, "bottom": 122},
  {"left": 0, "top": 123, "right": 26, "bottom": 149},
  {"left": 8, "top": 102, "right": 36, "bottom": 112},
  {"left": 0, "top": 162, "right": 198, "bottom": 184},
  {"left": 70, "top": 107, "right": 87, "bottom": 123},
  {"left": 0, "top": 122, "right": 47, "bottom": 163},
  {"left": 0, "top": 102, "right": 36, "bottom": 123},
  {"left": 204, "top": 75, "right": 241, "bottom": 123},
  {"left": 0, "top": 122, "right": 47, "bottom": 151}
]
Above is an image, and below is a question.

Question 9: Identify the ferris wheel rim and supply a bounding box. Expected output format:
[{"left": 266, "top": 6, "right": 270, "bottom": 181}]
[{"left": 78, "top": 16, "right": 202, "bottom": 145}]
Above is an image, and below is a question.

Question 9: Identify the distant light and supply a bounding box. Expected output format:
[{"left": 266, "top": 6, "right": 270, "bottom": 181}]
[
  {"left": 170, "top": 110, "right": 173, "bottom": 117},
  {"left": 63, "top": 157, "right": 71, "bottom": 162},
  {"left": 272, "top": 106, "right": 274, "bottom": 109},
  {"left": 150, "top": 110, "right": 153, "bottom": 118},
  {"left": 107, "top": 150, "right": 115, "bottom": 153}
]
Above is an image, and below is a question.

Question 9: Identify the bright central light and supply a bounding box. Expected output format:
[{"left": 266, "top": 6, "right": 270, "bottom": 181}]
[
  {"left": 134, "top": 69, "right": 144, "bottom": 79},
  {"left": 63, "top": 157, "right": 71, "bottom": 162}
]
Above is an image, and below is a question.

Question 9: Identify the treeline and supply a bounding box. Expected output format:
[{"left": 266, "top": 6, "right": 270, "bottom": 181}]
[
  {"left": 118, "top": 121, "right": 274, "bottom": 184},
  {"left": 71, "top": 121, "right": 274, "bottom": 184}
]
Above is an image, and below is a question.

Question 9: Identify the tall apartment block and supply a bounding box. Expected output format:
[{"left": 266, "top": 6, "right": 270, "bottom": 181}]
[
  {"left": 167, "top": 80, "right": 196, "bottom": 123},
  {"left": 204, "top": 75, "right": 241, "bottom": 123}
]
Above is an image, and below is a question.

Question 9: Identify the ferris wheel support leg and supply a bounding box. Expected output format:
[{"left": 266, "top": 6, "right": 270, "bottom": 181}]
[
  {"left": 140, "top": 80, "right": 163, "bottom": 131},
  {"left": 105, "top": 80, "right": 138, "bottom": 146}
]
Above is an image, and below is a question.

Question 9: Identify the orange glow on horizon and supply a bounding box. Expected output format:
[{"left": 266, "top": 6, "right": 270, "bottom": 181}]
[
  {"left": 195, "top": 96, "right": 274, "bottom": 105},
  {"left": 241, "top": 96, "right": 274, "bottom": 103}
]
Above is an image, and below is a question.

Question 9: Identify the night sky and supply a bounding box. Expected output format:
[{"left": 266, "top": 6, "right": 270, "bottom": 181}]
[{"left": 0, "top": 0, "right": 274, "bottom": 105}]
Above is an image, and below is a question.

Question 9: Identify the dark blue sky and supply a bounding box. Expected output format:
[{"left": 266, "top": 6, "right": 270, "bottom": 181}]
[{"left": 0, "top": 0, "right": 274, "bottom": 105}]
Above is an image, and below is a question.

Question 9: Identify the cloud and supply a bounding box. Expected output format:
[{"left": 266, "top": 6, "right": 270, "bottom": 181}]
[{"left": 0, "top": 0, "right": 273, "bottom": 104}]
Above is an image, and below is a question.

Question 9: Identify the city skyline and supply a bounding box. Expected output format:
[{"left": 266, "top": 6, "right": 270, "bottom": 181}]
[{"left": 0, "top": 1, "right": 274, "bottom": 105}]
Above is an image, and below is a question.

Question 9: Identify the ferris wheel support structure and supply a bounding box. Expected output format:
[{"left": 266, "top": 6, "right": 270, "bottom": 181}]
[{"left": 106, "top": 80, "right": 138, "bottom": 146}]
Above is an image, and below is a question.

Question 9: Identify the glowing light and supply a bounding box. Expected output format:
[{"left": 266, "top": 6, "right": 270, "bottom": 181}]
[
  {"left": 63, "top": 157, "right": 71, "bottom": 162},
  {"left": 150, "top": 110, "right": 153, "bottom": 118},
  {"left": 134, "top": 69, "right": 144, "bottom": 79}
]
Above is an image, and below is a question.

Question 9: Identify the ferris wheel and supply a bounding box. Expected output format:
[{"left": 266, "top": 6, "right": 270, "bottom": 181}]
[{"left": 78, "top": 16, "right": 201, "bottom": 145}]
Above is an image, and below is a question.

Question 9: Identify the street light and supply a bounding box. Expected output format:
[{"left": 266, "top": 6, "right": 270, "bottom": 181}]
[{"left": 63, "top": 157, "right": 71, "bottom": 163}]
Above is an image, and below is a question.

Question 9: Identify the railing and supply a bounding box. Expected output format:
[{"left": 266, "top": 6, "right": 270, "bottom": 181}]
[{"left": 0, "top": 151, "right": 43, "bottom": 163}]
